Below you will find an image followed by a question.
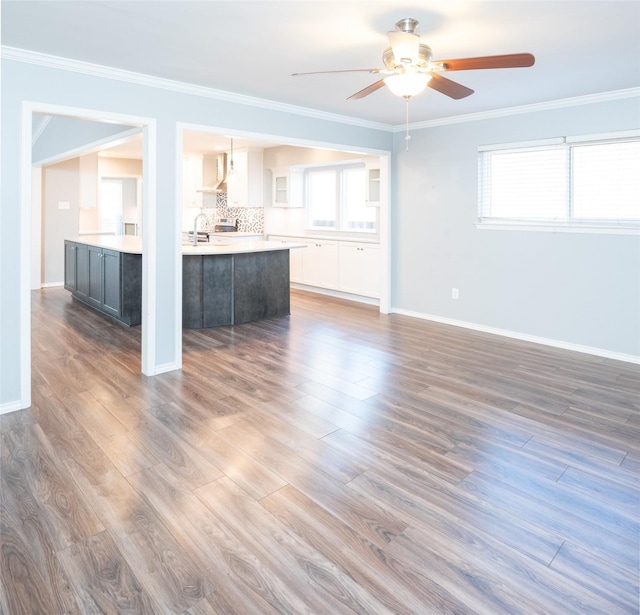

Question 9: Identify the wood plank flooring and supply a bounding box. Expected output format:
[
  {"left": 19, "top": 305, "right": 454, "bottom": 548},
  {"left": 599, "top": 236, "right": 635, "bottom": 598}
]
[{"left": 1, "top": 287, "right": 638, "bottom": 614}]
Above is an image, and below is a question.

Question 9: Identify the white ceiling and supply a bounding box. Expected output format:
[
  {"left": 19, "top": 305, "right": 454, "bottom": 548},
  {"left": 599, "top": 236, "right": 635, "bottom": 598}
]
[{"left": 4, "top": 1, "right": 639, "bottom": 127}]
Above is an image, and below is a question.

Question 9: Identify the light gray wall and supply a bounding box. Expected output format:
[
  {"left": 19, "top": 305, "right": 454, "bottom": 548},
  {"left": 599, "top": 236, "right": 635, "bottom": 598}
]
[
  {"left": 3, "top": 53, "right": 637, "bottom": 410},
  {"left": 1, "top": 56, "right": 392, "bottom": 409},
  {"left": 392, "top": 97, "right": 640, "bottom": 357}
]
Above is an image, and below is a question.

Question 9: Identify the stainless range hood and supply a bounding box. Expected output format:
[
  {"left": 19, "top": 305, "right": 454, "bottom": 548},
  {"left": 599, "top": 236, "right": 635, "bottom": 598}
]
[{"left": 197, "top": 153, "right": 228, "bottom": 193}]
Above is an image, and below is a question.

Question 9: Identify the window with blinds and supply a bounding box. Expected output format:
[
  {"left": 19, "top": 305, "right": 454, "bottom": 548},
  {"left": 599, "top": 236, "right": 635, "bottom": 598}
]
[{"left": 478, "top": 132, "right": 640, "bottom": 230}]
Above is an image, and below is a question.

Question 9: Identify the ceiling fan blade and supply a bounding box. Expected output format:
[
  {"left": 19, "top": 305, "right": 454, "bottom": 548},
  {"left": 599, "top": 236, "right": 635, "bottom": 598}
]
[
  {"left": 292, "top": 68, "right": 379, "bottom": 76},
  {"left": 347, "top": 79, "right": 386, "bottom": 100},
  {"left": 427, "top": 73, "right": 474, "bottom": 99},
  {"left": 436, "top": 53, "right": 535, "bottom": 71}
]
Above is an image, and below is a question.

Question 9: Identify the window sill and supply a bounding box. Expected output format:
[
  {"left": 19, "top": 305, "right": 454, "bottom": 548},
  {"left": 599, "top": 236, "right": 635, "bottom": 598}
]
[
  {"left": 476, "top": 222, "right": 640, "bottom": 235},
  {"left": 305, "top": 228, "right": 378, "bottom": 237}
]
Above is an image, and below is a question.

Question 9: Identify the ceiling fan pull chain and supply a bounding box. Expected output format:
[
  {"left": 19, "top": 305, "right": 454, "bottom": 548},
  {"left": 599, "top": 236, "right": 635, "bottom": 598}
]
[{"left": 405, "top": 96, "right": 411, "bottom": 150}]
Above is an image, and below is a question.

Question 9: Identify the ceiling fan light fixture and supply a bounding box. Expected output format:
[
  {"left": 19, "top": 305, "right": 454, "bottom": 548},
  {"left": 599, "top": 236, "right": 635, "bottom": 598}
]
[
  {"left": 384, "top": 71, "right": 431, "bottom": 98},
  {"left": 388, "top": 30, "right": 420, "bottom": 65}
]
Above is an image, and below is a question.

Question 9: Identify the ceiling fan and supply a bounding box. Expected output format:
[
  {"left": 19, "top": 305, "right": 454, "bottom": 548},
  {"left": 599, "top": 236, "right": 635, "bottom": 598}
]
[{"left": 292, "top": 18, "right": 535, "bottom": 102}]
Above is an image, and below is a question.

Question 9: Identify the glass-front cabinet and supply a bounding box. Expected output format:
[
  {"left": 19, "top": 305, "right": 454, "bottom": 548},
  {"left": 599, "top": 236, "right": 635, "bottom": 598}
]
[
  {"left": 365, "top": 163, "right": 381, "bottom": 206},
  {"left": 274, "top": 174, "right": 288, "bottom": 205},
  {"left": 270, "top": 166, "right": 304, "bottom": 207}
]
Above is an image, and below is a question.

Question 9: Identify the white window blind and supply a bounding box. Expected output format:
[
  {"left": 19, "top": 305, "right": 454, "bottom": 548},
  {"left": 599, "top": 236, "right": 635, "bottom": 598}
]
[
  {"left": 572, "top": 140, "right": 640, "bottom": 220},
  {"left": 479, "top": 134, "right": 640, "bottom": 229}
]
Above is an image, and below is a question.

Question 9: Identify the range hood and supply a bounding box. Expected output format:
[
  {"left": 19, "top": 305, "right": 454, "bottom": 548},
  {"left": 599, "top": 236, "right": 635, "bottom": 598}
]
[{"left": 197, "top": 153, "right": 228, "bottom": 193}]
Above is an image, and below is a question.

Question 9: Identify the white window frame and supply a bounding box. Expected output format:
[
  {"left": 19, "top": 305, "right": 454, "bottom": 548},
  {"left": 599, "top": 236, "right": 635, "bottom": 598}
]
[
  {"left": 478, "top": 130, "right": 640, "bottom": 234},
  {"left": 304, "top": 162, "right": 377, "bottom": 234}
]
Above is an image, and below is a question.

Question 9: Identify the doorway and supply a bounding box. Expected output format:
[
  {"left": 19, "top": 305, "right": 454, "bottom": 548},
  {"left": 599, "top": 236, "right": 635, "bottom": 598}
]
[{"left": 20, "top": 102, "right": 157, "bottom": 409}]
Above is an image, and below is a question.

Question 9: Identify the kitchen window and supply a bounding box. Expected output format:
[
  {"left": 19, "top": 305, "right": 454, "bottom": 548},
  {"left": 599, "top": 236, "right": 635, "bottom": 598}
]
[
  {"left": 478, "top": 131, "right": 640, "bottom": 232},
  {"left": 306, "top": 163, "right": 377, "bottom": 233},
  {"left": 99, "top": 178, "right": 124, "bottom": 234}
]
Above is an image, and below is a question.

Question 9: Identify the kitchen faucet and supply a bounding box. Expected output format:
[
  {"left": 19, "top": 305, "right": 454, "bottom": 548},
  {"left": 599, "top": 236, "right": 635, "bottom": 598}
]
[{"left": 192, "top": 212, "right": 207, "bottom": 246}]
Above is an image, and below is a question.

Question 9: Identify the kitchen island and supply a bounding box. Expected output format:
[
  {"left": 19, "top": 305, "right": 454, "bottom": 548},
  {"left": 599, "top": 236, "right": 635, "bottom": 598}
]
[{"left": 64, "top": 235, "right": 305, "bottom": 328}]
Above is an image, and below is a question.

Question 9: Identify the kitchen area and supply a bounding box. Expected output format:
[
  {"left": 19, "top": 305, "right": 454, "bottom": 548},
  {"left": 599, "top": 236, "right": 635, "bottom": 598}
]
[{"left": 47, "top": 127, "right": 384, "bottom": 329}]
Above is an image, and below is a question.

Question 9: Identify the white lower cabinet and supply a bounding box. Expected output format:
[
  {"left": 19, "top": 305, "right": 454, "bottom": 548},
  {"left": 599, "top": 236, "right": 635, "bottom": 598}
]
[
  {"left": 226, "top": 149, "right": 264, "bottom": 207},
  {"left": 290, "top": 247, "right": 303, "bottom": 283},
  {"left": 301, "top": 240, "right": 339, "bottom": 289},
  {"left": 269, "top": 235, "right": 380, "bottom": 298},
  {"left": 339, "top": 242, "right": 380, "bottom": 298}
]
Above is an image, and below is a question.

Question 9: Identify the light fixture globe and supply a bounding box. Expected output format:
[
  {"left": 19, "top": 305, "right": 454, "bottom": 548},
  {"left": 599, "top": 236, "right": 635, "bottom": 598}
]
[{"left": 383, "top": 71, "right": 431, "bottom": 98}]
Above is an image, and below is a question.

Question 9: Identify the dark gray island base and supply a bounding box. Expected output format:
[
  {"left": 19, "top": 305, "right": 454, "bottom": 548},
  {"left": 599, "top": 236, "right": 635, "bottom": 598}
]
[
  {"left": 64, "top": 240, "right": 142, "bottom": 326},
  {"left": 64, "top": 237, "right": 297, "bottom": 329},
  {"left": 182, "top": 250, "right": 290, "bottom": 328}
]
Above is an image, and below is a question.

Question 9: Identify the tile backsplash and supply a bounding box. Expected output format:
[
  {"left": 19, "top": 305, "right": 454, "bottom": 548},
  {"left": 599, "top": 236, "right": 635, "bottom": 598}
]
[{"left": 200, "top": 192, "right": 264, "bottom": 234}]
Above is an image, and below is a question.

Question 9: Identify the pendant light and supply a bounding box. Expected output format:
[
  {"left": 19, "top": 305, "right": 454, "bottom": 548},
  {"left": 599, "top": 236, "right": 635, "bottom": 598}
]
[{"left": 227, "top": 138, "right": 237, "bottom": 181}]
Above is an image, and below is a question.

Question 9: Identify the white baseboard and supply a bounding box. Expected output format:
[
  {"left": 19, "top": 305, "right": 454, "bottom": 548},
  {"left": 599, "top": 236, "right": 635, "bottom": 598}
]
[
  {"left": 291, "top": 283, "right": 380, "bottom": 306},
  {"left": 0, "top": 400, "right": 24, "bottom": 415},
  {"left": 150, "top": 362, "right": 181, "bottom": 376},
  {"left": 41, "top": 281, "right": 64, "bottom": 288},
  {"left": 391, "top": 308, "right": 640, "bottom": 365}
]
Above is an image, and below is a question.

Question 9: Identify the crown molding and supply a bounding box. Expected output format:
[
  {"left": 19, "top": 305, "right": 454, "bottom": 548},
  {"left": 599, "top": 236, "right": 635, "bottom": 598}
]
[
  {"left": 5, "top": 46, "right": 637, "bottom": 135},
  {"left": 1, "top": 46, "right": 392, "bottom": 132},
  {"left": 399, "top": 87, "right": 640, "bottom": 131}
]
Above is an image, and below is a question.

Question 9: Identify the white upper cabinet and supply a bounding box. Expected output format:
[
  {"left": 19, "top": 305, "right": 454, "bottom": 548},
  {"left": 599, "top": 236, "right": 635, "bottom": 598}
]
[
  {"left": 270, "top": 166, "right": 304, "bottom": 207},
  {"left": 226, "top": 148, "right": 264, "bottom": 207},
  {"left": 365, "top": 161, "right": 381, "bottom": 206},
  {"left": 183, "top": 156, "right": 203, "bottom": 209}
]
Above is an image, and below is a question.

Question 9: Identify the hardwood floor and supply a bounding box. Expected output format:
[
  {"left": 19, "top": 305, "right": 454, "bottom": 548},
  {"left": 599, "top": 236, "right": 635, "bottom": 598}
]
[{"left": 1, "top": 287, "right": 638, "bottom": 614}]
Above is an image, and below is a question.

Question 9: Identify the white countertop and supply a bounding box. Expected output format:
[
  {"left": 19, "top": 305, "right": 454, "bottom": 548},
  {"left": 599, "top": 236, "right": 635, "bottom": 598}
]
[
  {"left": 72, "top": 235, "right": 144, "bottom": 253},
  {"left": 208, "top": 231, "right": 263, "bottom": 237},
  {"left": 181, "top": 240, "right": 306, "bottom": 255},
  {"left": 268, "top": 232, "right": 380, "bottom": 245},
  {"left": 69, "top": 235, "right": 306, "bottom": 255}
]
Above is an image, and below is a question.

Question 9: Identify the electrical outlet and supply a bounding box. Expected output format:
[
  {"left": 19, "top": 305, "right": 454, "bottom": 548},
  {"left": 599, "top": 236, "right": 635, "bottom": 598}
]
[{"left": 451, "top": 287, "right": 459, "bottom": 300}]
